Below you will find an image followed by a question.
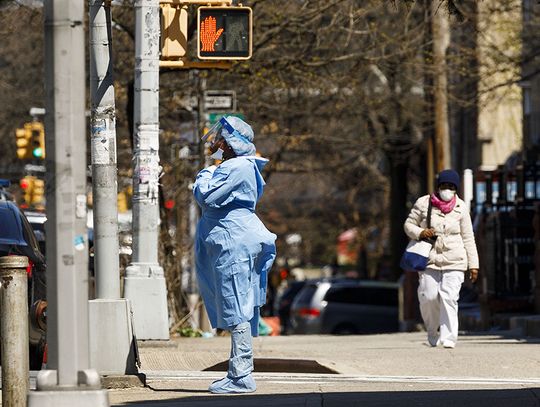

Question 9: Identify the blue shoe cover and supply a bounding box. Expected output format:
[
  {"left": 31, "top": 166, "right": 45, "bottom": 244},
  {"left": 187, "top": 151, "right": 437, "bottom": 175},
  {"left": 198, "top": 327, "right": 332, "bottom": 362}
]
[
  {"left": 208, "top": 374, "right": 256, "bottom": 394},
  {"left": 210, "top": 376, "right": 230, "bottom": 386}
]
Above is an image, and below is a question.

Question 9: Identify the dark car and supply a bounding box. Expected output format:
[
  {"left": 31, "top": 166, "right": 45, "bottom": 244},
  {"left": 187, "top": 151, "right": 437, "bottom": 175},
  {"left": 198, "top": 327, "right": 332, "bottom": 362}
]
[
  {"left": 275, "top": 280, "right": 306, "bottom": 335},
  {"left": 23, "top": 210, "right": 47, "bottom": 256},
  {"left": 290, "top": 278, "right": 400, "bottom": 335},
  {"left": 0, "top": 201, "right": 47, "bottom": 369}
]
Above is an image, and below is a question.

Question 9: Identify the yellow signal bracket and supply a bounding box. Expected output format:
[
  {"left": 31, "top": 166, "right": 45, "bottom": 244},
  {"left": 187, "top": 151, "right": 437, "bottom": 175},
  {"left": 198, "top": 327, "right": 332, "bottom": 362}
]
[{"left": 159, "top": 59, "right": 232, "bottom": 69}]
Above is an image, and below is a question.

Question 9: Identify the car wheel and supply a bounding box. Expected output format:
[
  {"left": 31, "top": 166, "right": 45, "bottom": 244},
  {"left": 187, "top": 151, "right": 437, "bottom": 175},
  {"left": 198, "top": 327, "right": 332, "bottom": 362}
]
[{"left": 332, "top": 324, "right": 357, "bottom": 335}]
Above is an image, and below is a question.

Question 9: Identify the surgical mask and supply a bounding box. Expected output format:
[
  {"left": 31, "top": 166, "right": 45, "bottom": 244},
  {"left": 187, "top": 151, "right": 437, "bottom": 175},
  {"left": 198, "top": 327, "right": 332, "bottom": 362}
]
[
  {"left": 210, "top": 147, "right": 224, "bottom": 160},
  {"left": 439, "top": 189, "right": 456, "bottom": 202}
]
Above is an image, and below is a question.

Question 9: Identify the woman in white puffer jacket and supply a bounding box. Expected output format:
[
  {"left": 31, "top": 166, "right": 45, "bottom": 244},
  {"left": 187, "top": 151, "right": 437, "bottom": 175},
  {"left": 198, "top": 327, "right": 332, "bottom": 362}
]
[{"left": 404, "top": 169, "right": 479, "bottom": 348}]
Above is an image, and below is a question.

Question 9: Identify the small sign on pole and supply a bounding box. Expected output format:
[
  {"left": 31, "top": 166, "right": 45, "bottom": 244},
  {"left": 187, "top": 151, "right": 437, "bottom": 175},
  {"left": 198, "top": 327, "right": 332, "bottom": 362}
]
[{"left": 204, "top": 90, "right": 236, "bottom": 112}]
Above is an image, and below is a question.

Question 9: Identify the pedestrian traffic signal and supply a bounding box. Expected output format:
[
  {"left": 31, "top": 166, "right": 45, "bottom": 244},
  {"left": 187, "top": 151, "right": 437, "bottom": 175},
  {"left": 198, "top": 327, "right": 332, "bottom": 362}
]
[
  {"left": 16, "top": 127, "right": 31, "bottom": 159},
  {"left": 197, "top": 6, "right": 252, "bottom": 60},
  {"left": 160, "top": 4, "right": 188, "bottom": 59},
  {"left": 29, "top": 122, "right": 45, "bottom": 159}
]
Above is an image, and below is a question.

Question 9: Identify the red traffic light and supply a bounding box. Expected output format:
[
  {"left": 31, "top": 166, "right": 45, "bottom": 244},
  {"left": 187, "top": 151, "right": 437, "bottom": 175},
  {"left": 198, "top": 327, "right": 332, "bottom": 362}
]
[
  {"left": 20, "top": 178, "right": 30, "bottom": 189},
  {"left": 164, "top": 199, "right": 175, "bottom": 210}
]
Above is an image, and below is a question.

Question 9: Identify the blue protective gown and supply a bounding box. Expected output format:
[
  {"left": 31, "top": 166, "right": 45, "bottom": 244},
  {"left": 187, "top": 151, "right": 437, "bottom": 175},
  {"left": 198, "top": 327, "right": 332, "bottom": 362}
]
[{"left": 193, "top": 156, "right": 277, "bottom": 335}]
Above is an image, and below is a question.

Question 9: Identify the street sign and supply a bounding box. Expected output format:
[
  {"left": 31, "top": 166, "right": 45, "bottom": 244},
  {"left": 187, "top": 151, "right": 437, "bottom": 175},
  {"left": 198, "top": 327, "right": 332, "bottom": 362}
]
[{"left": 204, "top": 90, "right": 236, "bottom": 112}]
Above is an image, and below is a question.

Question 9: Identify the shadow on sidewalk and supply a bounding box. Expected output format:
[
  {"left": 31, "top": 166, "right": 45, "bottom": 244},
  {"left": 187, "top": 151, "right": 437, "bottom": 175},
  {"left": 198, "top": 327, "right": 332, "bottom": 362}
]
[
  {"left": 459, "top": 330, "right": 540, "bottom": 344},
  {"left": 114, "top": 387, "right": 540, "bottom": 407}
]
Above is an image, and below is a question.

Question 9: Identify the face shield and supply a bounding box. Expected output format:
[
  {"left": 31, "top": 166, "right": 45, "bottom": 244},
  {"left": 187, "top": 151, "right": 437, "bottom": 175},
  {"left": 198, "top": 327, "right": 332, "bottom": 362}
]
[
  {"left": 201, "top": 117, "right": 236, "bottom": 146},
  {"left": 202, "top": 115, "right": 257, "bottom": 157}
]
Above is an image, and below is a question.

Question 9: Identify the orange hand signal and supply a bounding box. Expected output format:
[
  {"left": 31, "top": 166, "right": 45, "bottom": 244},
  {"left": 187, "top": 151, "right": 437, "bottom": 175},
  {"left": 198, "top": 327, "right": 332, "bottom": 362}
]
[{"left": 200, "top": 16, "right": 224, "bottom": 52}]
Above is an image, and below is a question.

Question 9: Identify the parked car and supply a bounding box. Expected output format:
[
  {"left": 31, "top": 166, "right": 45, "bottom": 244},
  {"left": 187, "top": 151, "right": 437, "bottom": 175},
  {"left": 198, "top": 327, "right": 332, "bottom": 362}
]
[
  {"left": 23, "top": 210, "right": 47, "bottom": 255},
  {"left": 274, "top": 280, "right": 306, "bottom": 335},
  {"left": 0, "top": 201, "right": 47, "bottom": 369},
  {"left": 290, "top": 278, "right": 400, "bottom": 335}
]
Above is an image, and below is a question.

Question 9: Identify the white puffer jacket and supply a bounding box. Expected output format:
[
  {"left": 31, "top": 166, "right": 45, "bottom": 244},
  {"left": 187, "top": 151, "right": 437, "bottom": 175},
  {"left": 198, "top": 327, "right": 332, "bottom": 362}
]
[{"left": 404, "top": 194, "right": 479, "bottom": 272}]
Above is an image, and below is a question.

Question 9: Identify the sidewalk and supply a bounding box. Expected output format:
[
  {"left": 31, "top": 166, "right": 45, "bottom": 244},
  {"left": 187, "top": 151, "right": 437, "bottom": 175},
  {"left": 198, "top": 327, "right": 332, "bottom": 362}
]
[{"left": 107, "top": 331, "right": 540, "bottom": 406}]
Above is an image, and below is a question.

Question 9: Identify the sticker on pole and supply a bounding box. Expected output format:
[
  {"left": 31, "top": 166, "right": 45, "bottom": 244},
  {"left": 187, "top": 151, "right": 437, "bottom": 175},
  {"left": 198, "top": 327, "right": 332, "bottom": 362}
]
[{"left": 74, "top": 235, "right": 85, "bottom": 251}]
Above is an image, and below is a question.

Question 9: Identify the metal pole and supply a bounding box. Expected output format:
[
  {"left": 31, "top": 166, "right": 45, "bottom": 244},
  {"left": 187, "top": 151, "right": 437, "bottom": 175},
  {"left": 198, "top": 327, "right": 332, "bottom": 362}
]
[
  {"left": 194, "top": 73, "right": 211, "bottom": 332},
  {"left": 0, "top": 256, "right": 29, "bottom": 407},
  {"left": 463, "top": 169, "right": 474, "bottom": 213},
  {"left": 88, "top": 0, "right": 138, "bottom": 375},
  {"left": 42, "top": 0, "right": 90, "bottom": 383},
  {"left": 29, "top": 0, "right": 108, "bottom": 404},
  {"left": 89, "top": 0, "right": 120, "bottom": 299},
  {"left": 124, "top": 0, "right": 169, "bottom": 340}
]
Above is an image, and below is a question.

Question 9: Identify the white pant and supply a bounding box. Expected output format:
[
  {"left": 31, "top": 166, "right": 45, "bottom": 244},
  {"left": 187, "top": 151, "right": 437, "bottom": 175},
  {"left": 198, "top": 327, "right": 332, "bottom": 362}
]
[{"left": 418, "top": 269, "right": 464, "bottom": 344}]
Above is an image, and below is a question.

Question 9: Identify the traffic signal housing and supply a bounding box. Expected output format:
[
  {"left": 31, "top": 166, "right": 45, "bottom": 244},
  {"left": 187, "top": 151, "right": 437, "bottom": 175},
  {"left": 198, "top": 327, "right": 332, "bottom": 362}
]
[
  {"left": 32, "top": 178, "right": 45, "bottom": 207},
  {"left": 20, "top": 176, "right": 45, "bottom": 208},
  {"left": 20, "top": 176, "right": 35, "bottom": 206},
  {"left": 197, "top": 6, "right": 252, "bottom": 60},
  {"left": 16, "top": 128, "right": 31, "bottom": 159},
  {"left": 160, "top": 4, "right": 188, "bottom": 59},
  {"left": 29, "top": 122, "right": 45, "bottom": 159}
]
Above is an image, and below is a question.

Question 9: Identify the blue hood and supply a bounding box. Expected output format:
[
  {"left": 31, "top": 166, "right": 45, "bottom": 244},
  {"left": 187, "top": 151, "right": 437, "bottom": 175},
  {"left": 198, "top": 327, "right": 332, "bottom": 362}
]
[{"left": 245, "top": 156, "right": 269, "bottom": 200}]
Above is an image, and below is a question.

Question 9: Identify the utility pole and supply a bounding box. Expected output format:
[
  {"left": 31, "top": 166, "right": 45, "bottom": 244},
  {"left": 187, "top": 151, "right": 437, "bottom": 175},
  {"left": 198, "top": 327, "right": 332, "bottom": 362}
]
[
  {"left": 195, "top": 73, "right": 211, "bottom": 332},
  {"left": 89, "top": 0, "right": 120, "bottom": 300},
  {"left": 124, "top": 0, "right": 169, "bottom": 340},
  {"left": 88, "top": 0, "right": 138, "bottom": 374},
  {"left": 431, "top": 0, "right": 451, "bottom": 171},
  {"left": 29, "top": 0, "right": 108, "bottom": 404}
]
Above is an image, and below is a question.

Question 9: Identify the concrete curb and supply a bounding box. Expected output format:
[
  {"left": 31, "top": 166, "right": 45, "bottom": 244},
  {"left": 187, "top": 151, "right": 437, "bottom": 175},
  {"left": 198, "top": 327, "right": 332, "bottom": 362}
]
[
  {"left": 102, "top": 373, "right": 146, "bottom": 389},
  {"left": 137, "top": 340, "right": 177, "bottom": 349}
]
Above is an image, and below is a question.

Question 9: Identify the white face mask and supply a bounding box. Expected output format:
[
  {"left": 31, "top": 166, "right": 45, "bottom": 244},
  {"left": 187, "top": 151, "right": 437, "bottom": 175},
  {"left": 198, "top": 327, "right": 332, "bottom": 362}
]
[
  {"left": 210, "top": 147, "right": 224, "bottom": 160},
  {"left": 439, "top": 189, "right": 456, "bottom": 202}
]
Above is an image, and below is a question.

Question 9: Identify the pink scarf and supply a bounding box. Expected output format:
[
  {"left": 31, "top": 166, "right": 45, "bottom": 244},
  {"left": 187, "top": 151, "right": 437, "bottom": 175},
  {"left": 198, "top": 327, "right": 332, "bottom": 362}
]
[{"left": 430, "top": 193, "right": 456, "bottom": 214}]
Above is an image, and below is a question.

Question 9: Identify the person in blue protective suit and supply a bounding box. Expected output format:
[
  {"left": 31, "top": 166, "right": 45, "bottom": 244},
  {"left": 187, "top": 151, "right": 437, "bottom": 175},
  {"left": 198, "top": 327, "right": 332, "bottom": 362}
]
[{"left": 193, "top": 116, "right": 277, "bottom": 394}]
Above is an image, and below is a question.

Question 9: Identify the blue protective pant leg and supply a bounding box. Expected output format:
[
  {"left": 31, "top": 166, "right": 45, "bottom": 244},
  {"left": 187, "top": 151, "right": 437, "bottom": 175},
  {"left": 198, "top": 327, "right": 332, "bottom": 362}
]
[
  {"left": 228, "top": 321, "right": 254, "bottom": 377},
  {"left": 208, "top": 322, "right": 256, "bottom": 394}
]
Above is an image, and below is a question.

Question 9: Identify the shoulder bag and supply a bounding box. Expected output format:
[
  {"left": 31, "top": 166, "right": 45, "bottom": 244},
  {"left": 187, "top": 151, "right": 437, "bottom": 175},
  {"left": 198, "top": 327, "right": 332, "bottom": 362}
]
[{"left": 400, "top": 199, "right": 435, "bottom": 272}]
